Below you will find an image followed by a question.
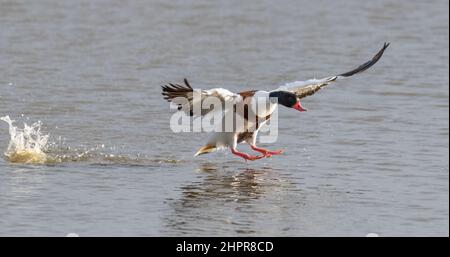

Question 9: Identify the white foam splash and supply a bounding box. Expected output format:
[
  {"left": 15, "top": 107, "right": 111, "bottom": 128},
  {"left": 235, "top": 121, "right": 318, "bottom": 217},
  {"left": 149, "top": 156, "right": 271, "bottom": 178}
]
[
  {"left": 0, "top": 115, "right": 181, "bottom": 165},
  {"left": 0, "top": 115, "right": 49, "bottom": 164}
]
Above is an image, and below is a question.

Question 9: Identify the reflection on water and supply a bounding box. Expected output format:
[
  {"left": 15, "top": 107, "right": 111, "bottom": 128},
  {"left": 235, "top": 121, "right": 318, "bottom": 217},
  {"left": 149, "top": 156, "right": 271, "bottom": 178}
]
[
  {"left": 163, "top": 163, "right": 299, "bottom": 236},
  {"left": 192, "top": 164, "right": 270, "bottom": 203}
]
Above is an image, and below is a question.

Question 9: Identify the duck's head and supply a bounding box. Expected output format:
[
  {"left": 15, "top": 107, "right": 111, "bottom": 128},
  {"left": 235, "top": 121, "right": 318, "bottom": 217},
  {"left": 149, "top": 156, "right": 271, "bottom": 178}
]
[{"left": 269, "top": 91, "right": 307, "bottom": 112}]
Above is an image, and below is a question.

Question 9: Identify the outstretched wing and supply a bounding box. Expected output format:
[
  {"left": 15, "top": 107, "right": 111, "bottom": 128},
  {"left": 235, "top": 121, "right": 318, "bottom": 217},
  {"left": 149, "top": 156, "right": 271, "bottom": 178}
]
[
  {"left": 276, "top": 42, "right": 390, "bottom": 99},
  {"left": 161, "top": 78, "right": 242, "bottom": 116}
]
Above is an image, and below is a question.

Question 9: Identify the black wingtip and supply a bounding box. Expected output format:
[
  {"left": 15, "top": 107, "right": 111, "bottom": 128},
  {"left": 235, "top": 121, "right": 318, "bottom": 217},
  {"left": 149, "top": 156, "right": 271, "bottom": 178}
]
[
  {"left": 184, "top": 78, "right": 192, "bottom": 89},
  {"left": 338, "top": 42, "right": 390, "bottom": 77}
]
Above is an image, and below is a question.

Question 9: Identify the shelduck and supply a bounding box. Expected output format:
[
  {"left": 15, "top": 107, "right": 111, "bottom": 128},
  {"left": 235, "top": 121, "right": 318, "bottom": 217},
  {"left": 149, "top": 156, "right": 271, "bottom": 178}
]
[{"left": 162, "top": 43, "right": 389, "bottom": 161}]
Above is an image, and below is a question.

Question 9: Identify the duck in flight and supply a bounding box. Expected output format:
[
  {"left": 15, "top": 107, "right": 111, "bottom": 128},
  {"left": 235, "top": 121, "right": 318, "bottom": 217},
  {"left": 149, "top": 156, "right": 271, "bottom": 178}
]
[{"left": 162, "top": 43, "right": 390, "bottom": 161}]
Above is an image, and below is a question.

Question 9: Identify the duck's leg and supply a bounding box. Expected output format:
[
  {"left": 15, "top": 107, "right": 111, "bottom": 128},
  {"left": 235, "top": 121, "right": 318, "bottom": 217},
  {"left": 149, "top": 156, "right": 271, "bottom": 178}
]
[
  {"left": 246, "top": 132, "right": 283, "bottom": 158},
  {"left": 231, "top": 147, "right": 264, "bottom": 161},
  {"left": 250, "top": 145, "right": 283, "bottom": 157},
  {"left": 231, "top": 132, "right": 263, "bottom": 161}
]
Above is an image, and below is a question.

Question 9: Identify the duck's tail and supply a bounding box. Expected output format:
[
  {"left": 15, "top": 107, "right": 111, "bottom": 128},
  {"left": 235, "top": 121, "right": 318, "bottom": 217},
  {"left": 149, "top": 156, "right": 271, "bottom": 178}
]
[{"left": 194, "top": 144, "right": 217, "bottom": 156}]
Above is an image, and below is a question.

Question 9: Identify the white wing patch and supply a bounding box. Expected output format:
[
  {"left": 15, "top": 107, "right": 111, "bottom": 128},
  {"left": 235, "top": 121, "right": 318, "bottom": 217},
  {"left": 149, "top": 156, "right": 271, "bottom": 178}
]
[
  {"left": 188, "top": 88, "right": 242, "bottom": 116},
  {"left": 272, "top": 43, "right": 389, "bottom": 99},
  {"left": 276, "top": 77, "right": 337, "bottom": 92},
  {"left": 162, "top": 79, "right": 242, "bottom": 117}
]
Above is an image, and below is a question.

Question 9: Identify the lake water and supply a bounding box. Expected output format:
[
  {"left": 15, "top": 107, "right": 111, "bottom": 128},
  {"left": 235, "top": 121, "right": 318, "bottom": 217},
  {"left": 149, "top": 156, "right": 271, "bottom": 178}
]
[{"left": 0, "top": 0, "right": 448, "bottom": 236}]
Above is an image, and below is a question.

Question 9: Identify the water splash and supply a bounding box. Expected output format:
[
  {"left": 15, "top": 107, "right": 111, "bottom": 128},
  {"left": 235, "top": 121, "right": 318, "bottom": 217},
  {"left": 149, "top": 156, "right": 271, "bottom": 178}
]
[
  {"left": 0, "top": 115, "right": 50, "bottom": 164},
  {"left": 1, "top": 115, "right": 182, "bottom": 165}
]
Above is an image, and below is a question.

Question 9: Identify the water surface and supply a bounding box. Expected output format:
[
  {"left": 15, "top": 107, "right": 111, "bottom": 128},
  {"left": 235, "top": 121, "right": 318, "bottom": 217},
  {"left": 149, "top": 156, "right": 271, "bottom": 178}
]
[{"left": 0, "top": 0, "right": 448, "bottom": 236}]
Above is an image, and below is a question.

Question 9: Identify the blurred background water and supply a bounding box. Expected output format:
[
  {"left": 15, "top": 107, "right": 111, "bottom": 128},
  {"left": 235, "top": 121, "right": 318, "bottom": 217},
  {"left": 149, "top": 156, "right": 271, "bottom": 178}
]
[{"left": 0, "top": 0, "right": 448, "bottom": 236}]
